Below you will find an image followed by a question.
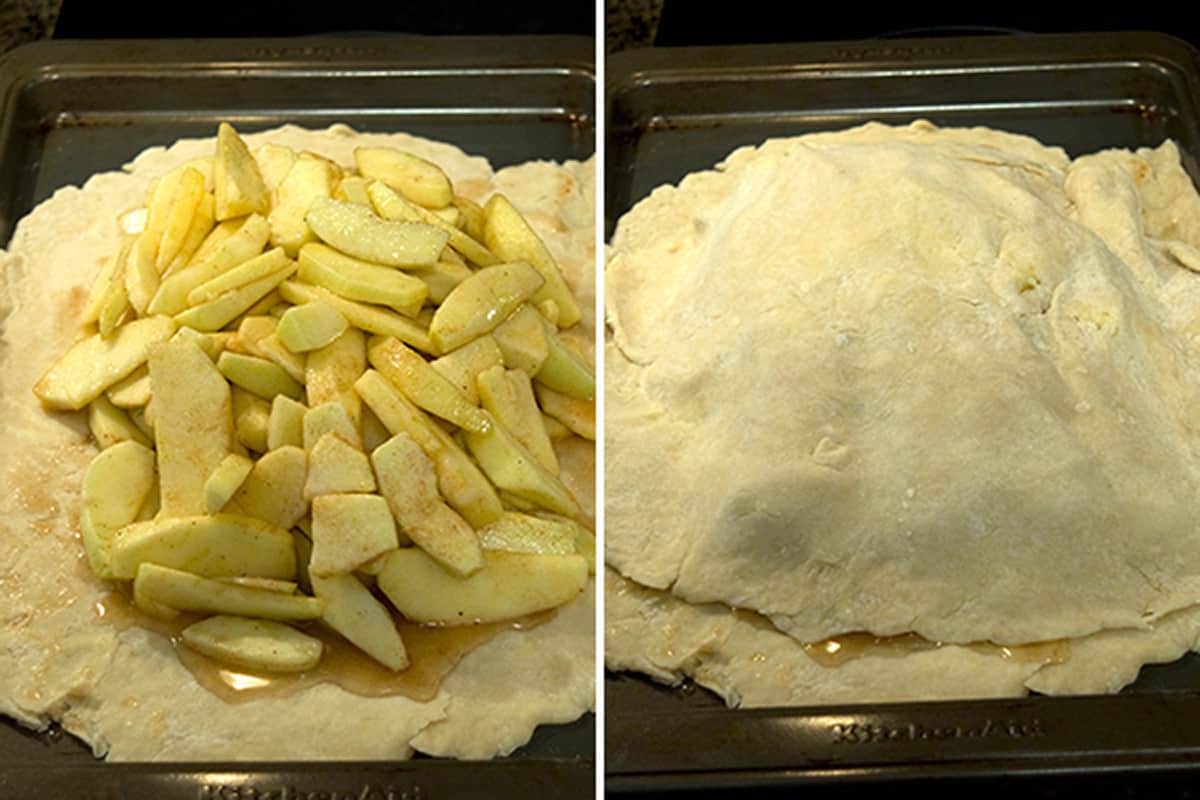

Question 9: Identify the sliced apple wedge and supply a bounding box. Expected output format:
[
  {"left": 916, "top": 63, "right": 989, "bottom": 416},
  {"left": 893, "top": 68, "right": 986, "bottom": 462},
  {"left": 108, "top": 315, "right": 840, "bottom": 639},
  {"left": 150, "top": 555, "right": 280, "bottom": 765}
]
[
  {"left": 429, "top": 262, "right": 544, "bottom": 353},
  {"left": 204, "top": 453, "right": 255, "bottom": 515},
  {"left": 214, "top": 122, "right": 270, "bottom": 221},
  {"left": 174, "top": 260, "right": 296, "bottom": 332},
  {"left": 305, "top": 327, "right": 365, "bottom": 426},
  {"left": 181, "top": 615, "right": 322, "bottom": 673},
  {"left": 302, "top": 401, "right": 361, "bottom": 450},
  {"left": 535, "top": 382, "right": 595, "bottom": 440},
  {"left": 135, "top": 563, "right": 323, "bottom": 620},
  {"left": 276, "top": 300, "right": 348, "bottom": 353},
  {"left": 80, "top": 440, "right": 156, "bottom": 578},
  {"left": 267, "top": 395, "right": 307, "bottom": 450},
  {"left": 430, "top": 335, "right": 505, "bottom": 406},
  {"left": 186, "top": 247, "right": 290, "bottom": 306},
  {"left": 88, "top": 395, "right": 153, "bottom": 450},
  {"left": 372, "top": 433, "right": 483, "bottom": 577},
  {"left": 483, "top": 193, "right": 581, "bottom": 327},
  {"left": 156, "top": 166, "right": 207, "bottom": 272},
  {"left": 355, "top": 370, "right": 502, "bottom": 527},
  {"left": 492, "top": 303, "right": 549, "bottom": 376},
  {"left": 218, "top": 351, "right": 304, "bottom": 401},
  {"left": 476, "top": 512, "right": 579, "bottom": 557},
  {"left": 225, "top": 445, "right": 308, "bottom": 531},
  {"left": 311, "top": 573, "right": 409, "bottom": 671},
  {"left": 465, "top": 411, "right": 579, "bottom": 518},
  {"left": 304, "top": 432, "right": 376, "bottom": 499},
  {"left": 150, "top": 339, "right": 233, "bottom": 517},
  {"left": 36, "top": 315, "right": 178, "bottom": 411},
  {"left": 279, "top": 280, "right": 433, "bottom": 354},
  {"left": 354, "top": 146, "right": 453, "bottom": 209},
  {"left": 305, "top": 196, "right": 447, "bottom": 268},
  {"left": 536, "top": 326, "right": 595, "bottom": 400},
  {"left": 110, "top": 513, "right": 297, "bottom": 580},
  {"left": 376, "top": 548, "right": 587, "bottom": 625},
  {"left": 477, "top": 366, "right": 558, "bottom": 472},
  {"left": 309, "top": 493, "right": 398, "bottom": 577},
  {"left": 368, "top": 336, "right": 489, "bottom": 433},
  {"left": 296, "top": 242, "right": 427, "bottom": 317}
]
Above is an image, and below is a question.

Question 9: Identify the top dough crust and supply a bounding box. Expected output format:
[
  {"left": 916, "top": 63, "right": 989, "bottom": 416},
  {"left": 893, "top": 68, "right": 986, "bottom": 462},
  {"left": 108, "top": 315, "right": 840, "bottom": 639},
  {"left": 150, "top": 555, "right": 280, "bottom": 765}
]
[
  {"left": 0, "top": 124, "right": 595, "bottom": 760},
  {"left": 606, "top": 120, "right": 1200, "bottom": 648}
]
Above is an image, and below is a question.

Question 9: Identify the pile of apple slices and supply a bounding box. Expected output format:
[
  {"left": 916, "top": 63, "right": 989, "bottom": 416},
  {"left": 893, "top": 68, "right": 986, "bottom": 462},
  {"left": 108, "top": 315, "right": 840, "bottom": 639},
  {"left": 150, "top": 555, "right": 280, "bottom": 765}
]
[{"left": 34, "top": 124, "right": 595, "bottom": 674}]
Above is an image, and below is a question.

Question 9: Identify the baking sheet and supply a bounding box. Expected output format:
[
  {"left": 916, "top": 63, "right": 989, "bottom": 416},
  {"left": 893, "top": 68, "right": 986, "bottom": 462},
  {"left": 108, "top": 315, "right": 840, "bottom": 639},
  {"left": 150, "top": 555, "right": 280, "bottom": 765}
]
[
  {"left": 605, "top": 30, "right": 1200, "bottom": 791},
  {"left": 0, "top": 34, "right": 594, "bottom": 797}
]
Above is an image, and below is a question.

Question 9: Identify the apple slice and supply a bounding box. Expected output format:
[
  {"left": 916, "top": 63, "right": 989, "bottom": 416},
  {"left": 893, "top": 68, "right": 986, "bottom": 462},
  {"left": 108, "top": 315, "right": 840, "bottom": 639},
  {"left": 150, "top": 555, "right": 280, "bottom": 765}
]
[
  {"left": 88, "top": 395, "right": 153, "bottom": 450},
  {"left": 492, "top": 304, "right": 549, "bottom": 375},
  {"left": 135, "top": 563, "right": 323, "bottom": 620},
  {"left": 477, "top": 366, "right": 558, "bottom": 472},
  {"left": 157, "top": 167, "right": 207, "bottom": 272},
  {"left": 225, "top": 445, "right": 308, "bottom": 531},
  {"left": 151, "top": 339, "right": 233, "bottom": 517},
  {"left": 267, "top": 395, "right": 306, "bottom": 450},
  {"left": 429, "top": 262, "right": 544, "bottom": 353},
  {"left": 232, "top": 387, "right": 271, "bottom": 453},
  {"left": 174, "top": 260, "right": 297, "bottom": 332},
  {"left": 204, "top": 453, "right": 255, "bottom": 515},
  {"left": 376, "top": 548, "right": 587, "bottom": 625},
  {"left": 110, "top": 513, "right": 297, "bottom": 580},
  {"left": 367, "top": 180, "right": 497, "bottom": 267},
  {"left": 279, "top": 280, "right": 433, "bottom": 354},
  {"left": 254, "top": 143, "right": 297, "bottom": 193},
  {"left": 355, "top": 370, "right": 502, "bottom": 527},
  {"left": 354, "top": 146, "right": 453, "bottom": 209},
  {"left": 82, "top": 235, "right": 133, "bottom": 328},
  {"left": 476, "top": 512, "right": 578, "bottom": 556},
  {"left": 218, "top": 351, "right": 304, "bottom": 401},
  {"left": 296, "top": 241, "right": 427, "bottom": 317},
  {"left": 270, "top": 153, "right": 335, "bottom": 256},
  {"left": 181, "top": 615, "right": 322, "bottom": 673},
  {"left": 34, "top": 315, "right": 177, "bottom": 411},
  {"left": 148, "top": 213, "right": 271, "bottom": 315},
  {"left": 372, "top": 433, "right": 483, "bottom": 577},
  {"left": 430, "top": 335, "right": 504, "bottom": 406},
  {"left": 214, "top": 122, "right": 270, "bottom": 220},
  {"left": 80, "top": 440, "right": 156, "bottom": 578},
  {"left": 536, "top": 326, "right": 595, "bottom": 400},
  {"left": 305, "top": 196, "right": 447, "bottom": 268},
  {"left": 309, "top": 493, "right": 399, "bottom": 577},
  {"left": 106, "top": 365, "right": 151, "bottom": 408},
  {"left": 535, "top": 382, "right": 595, "bottom": 440},
  {"left": 306, "top": 327, "right": 365, "bottom": 427},
  {"left": 483, "top": 193, "right": 581, "bottom": 327},
  {"left": 302, "top": 401, "right": 361, "bottom": 450},
  {"left": 304, "top": 432, "right": 376, "bottom": 499},
  {"left": 276, "top": 301, "right": 348, "bottom": 353},
  {"left": 465, "top": 410, "right": 579, "bottom": 518},
  {"left": 368, "top": 337, "right": 489, "bottom": 433},
  {"left": 124, "top": 236, "right": 161, "bottom": 314},
  {"left": 311, "top": 573, "right": 409, "bottom": 671},
  {"left": 186, "top": 247, "right": 290, "bottom": 306}
]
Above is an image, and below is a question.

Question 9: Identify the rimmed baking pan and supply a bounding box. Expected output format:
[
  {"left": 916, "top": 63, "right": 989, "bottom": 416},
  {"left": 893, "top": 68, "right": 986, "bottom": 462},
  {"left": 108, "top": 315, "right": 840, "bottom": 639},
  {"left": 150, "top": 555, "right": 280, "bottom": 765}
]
[
  {"left": 0, "top": 34, "right": 594, "bottom": 798},
  {"left": 605, "top": 30, "right": 1200, "bottom": 793}
]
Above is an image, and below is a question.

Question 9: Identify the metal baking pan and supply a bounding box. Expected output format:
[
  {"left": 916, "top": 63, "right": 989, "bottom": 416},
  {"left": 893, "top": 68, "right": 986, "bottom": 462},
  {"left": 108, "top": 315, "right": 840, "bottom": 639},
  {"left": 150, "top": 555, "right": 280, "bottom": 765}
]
[
  {"left": 606, "top": 31, "right": 1200, "bottom": 793},
  {"left": 0, "top": 35, "right": 593, "bottom": 798}
]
